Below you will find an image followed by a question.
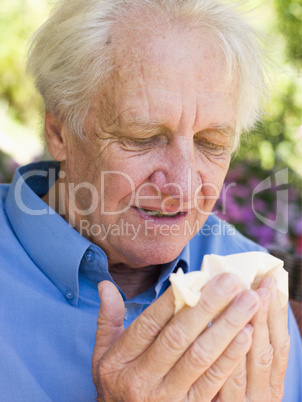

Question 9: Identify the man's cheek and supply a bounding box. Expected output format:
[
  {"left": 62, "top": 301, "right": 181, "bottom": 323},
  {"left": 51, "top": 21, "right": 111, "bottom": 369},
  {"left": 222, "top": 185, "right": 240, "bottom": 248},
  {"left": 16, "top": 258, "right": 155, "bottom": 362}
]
[{"left": 194, "top": 183, "right": 220, "bottom": 214}]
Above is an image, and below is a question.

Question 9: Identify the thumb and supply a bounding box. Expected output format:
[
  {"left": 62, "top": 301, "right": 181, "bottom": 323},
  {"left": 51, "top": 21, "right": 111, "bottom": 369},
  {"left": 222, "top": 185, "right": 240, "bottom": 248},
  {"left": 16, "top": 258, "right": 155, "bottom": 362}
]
[{"left": 92, "top": 280, "right": 125, "bottom": 378}]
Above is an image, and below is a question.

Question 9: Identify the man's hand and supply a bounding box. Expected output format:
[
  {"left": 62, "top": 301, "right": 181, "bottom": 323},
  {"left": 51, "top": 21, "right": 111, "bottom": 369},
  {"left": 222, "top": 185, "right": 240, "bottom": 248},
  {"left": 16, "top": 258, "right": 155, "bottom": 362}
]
[
  {"left": 215, "top": 278, "right": 290, "bottom": 402},
  {"left": 92, "top": 274, "right": 261, "bottom": 401}
]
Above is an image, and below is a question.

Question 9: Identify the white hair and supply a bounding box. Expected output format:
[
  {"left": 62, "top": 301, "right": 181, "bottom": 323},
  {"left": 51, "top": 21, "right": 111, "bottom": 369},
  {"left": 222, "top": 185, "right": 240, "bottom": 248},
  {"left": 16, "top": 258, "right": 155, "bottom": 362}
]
[{"left": 27, "top": 0, "right": 268, "bottom": 148}]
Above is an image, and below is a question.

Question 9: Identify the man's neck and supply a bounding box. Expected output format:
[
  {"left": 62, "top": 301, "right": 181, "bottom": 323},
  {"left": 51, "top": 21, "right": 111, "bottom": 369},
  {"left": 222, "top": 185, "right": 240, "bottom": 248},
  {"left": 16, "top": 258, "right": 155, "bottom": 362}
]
[{"left": 109, "top": 264, "right": 161, "bottom": 300}]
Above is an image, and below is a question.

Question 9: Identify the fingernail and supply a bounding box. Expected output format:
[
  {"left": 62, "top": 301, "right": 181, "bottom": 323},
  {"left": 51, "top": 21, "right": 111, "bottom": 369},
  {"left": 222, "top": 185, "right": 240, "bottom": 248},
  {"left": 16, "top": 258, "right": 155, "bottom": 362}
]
[
  {"left": 261, "top": 277, "right": 273, "bottom": 288},
  {"left": 235, "top": 324, "right": 254, "bottom": 344},
  {"left": 257, "top": 287, "right": 270, "bottom": 300},
  {"left": 216, "top": 273, "right": 240, "bottom": 294},
  {"left": 97, "top": 283, "right": 103, "bottom": 298},
  {"left": 236, "top": 290, "right": 259, "bottom": 312},
  {"left": 257, "top": 288, "right": 270, "bottom": 312},
  {"left": 98, "top": 283, "right": 109, "bottom": 300},
  {"left": 270, "top": 281, "right": 280, "bottom": 300}
]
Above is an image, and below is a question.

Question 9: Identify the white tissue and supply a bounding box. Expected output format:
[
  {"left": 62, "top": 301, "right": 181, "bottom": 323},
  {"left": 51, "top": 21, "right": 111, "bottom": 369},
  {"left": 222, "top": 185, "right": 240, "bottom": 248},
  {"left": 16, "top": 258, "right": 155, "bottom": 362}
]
[{"left": 169, "top": 251, "right": 288, "bottom": 314}]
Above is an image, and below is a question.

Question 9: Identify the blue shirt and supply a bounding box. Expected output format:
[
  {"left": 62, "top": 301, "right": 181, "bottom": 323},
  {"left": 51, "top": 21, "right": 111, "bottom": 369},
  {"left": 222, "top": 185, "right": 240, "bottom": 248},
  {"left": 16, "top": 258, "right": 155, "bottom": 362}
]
[{"left": 0, "top": 161, "right": 301, "bottom": 401}]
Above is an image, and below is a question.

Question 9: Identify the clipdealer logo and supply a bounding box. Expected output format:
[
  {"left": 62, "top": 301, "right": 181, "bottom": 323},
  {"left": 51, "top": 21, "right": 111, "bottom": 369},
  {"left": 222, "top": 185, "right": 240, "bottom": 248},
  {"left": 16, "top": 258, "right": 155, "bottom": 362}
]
[
  {"left": 78, "top": 217, "right": 236, "bottom": 240},
  {"left": 252, "top": 169, "right": 289, "bottom": 234},
  {"left": 14, "top": 167, "right": 290, "bottom": 235}
]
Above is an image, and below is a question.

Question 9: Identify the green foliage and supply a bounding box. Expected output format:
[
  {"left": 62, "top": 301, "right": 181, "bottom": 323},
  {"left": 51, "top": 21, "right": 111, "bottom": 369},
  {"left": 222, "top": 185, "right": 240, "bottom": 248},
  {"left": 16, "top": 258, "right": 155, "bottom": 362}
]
[
  {"left": 0, "top": 0, "right": 301, "bottom": 176},
  {"left": 0, "top": 0, "right": 48, "bottom": 131},
  {"left": 274, "top": 0, "right": 302, "bottom": 64},
  {"left": 236, "top": 0, "right": 302, "bottom": 177}
]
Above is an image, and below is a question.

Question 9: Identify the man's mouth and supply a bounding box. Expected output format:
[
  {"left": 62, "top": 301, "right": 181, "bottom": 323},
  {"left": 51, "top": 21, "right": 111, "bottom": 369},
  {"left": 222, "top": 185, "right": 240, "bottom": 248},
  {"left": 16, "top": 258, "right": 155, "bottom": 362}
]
[{"left": 137, "top": 207, "right": 184, "bottom": 217}]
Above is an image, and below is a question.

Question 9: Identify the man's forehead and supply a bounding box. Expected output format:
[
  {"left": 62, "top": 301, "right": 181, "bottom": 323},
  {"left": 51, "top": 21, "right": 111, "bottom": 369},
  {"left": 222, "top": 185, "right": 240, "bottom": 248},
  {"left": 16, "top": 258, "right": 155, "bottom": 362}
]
[
  {"left": 127, "top": 121, "right": 236, "bottom": 138},
  {"left": 103, "top": 112, "right": 236, "bottom": 138},
  {"left": 92, "top": 22, "right": 237, "bottom": 134},
  {"left": 94, "top": 79, "right": 237, "bottom": 133},
  {"left": 111, "top": 20, "right": 227, "bottom": 81}
]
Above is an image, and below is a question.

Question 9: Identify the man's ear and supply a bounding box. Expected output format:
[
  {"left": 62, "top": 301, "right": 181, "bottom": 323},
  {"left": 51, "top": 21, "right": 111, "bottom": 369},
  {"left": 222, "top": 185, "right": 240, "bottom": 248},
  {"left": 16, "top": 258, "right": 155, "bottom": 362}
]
[{"left": 44, "top": 112, "right": 68, "bottom": 161}]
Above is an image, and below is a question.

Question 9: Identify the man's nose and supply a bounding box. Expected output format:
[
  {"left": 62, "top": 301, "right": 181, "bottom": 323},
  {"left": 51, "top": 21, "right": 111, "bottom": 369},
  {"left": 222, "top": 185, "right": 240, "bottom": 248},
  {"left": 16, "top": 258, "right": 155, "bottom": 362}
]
[{"left": 149, "top": 138, "right": 202, "bottom": 202}]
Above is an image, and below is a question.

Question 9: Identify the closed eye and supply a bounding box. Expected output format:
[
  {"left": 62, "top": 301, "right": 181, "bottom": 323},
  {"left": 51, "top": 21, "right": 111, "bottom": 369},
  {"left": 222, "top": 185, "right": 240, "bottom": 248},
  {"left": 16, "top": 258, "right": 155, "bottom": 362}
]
[
  {"left": 195, "top": 138, "right": 230, "bottom": 156},
  {"left": 120, "top": 134, "right": 169, "bottom": 151},
  {"left": 194, "top": 129, "right": 233, "bottom": 156}
]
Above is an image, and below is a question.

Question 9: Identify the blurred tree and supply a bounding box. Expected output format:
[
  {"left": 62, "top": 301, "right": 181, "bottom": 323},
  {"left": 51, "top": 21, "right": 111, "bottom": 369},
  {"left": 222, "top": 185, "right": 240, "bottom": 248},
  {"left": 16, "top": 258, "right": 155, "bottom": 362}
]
[
  {"left": 0, "top": 0, "right": 301, "bottom": 176},
  {"left": 0, "top": 0, "right": 48, "bottom": 165},
  {"left": 236, "top": 0, "right": 302, "bottom": 178},
  {"left": 274, "top": 0, "right": 302, "bottom": 64}
]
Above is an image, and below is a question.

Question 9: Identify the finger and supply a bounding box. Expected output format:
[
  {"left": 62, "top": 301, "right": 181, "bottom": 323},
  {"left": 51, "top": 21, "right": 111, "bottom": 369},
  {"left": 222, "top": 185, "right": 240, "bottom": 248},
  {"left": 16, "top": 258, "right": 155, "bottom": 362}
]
[
  {"left": 97, "top": 281, "right": 176, "bottom": 365},
  {"left": 135, "top": 273, "right": 242, "bottom": 380},
  {"left": 247, "top": 287, "right": 272, "bottom": 401},
  {"left": 92, "top": 281, "right": 125, "bottom": 383},
  {"left": 189, "top": 327, "right": 252, "bottom": 402},
  {"left": 260, "top": 277, "right": 289, "bottom": 345},
  {"left": 161, "top": 290, "right": 260, "bottom": 398},
  {"left": 217, "top": 356, "right": 247, "bottom": 402},
  {"left": 261, "top": 278, "right": 290, "bottom": 399}
]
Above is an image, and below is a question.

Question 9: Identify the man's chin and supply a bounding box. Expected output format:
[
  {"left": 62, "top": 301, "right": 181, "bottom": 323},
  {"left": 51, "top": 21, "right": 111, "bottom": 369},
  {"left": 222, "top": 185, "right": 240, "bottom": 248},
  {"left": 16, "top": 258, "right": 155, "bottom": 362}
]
[
  {"left": 93, "top": 232, "right": 190, "bottom": 268},
  {"left": 118, "top": 245, "right": 185, "bottom": 268}
]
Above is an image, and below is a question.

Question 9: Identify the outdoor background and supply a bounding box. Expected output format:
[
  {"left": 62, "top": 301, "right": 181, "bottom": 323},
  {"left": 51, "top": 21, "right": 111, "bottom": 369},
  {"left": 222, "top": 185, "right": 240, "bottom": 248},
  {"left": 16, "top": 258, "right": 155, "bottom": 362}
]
[{"left": 0, "top": 0, "right": 301, "bottom": 255}]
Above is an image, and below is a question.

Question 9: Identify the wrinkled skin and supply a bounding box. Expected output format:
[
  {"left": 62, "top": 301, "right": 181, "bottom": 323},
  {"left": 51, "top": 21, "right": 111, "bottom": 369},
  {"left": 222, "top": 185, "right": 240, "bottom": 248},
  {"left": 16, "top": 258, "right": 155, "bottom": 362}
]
[
  {"left": 43, "top": 18, "right": 289, "bottom": 402},
  {"left": 92, "top": 276, "right": 289, "bottom": 401},
  {"left": 44, "top": 26, "right": 236, "bottom": 271}
]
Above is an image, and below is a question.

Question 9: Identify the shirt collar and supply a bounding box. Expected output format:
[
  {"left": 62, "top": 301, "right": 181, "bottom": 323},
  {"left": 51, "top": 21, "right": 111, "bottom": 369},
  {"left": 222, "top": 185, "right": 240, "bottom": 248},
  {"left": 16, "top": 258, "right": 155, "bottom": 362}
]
[
  {"left": 157, "top": 244, "right": 190, "bottom": 287},
  {"left": 5, "top": 161, "right": 192, "bottom": 306},
  {"left": 155, "top": 243, "right": 190, "bottom": 294},
  {"left": 129, "top": 245, "right": 190, "bottom": 305},
  {"left": 5, "top": 161, "right": 94, "bottom": 306}
]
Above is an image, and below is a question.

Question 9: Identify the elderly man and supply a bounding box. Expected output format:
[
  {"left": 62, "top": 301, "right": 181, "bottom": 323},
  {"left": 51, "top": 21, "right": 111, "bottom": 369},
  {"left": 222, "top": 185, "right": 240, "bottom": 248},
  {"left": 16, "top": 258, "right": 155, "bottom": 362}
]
[{"left": 0, "top": 0, "right": 301, "bottom": 400}]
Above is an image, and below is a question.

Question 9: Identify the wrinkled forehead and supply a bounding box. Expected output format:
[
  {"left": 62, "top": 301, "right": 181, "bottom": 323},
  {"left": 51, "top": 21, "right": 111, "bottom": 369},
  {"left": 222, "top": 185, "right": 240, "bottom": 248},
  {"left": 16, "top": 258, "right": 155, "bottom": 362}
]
[
  {"left": 110, "top": 20, "right": 229, "bottom": 91},
  {"left": 90, "top": 16, "right": 237, "bottom": 132}
]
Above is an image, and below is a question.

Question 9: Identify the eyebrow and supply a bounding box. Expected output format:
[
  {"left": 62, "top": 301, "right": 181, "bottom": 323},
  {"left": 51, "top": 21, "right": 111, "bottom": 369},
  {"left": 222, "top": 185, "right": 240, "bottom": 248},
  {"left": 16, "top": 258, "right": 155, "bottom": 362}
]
[
  {"left": 118, "top": 120, "right": 166, "bottom": 135},
  {"left": 117, "top": 119, "right": 235, "bottom": 137},
  {"left": 198, "top": 124, "right": 236, "bottom": 137}
]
